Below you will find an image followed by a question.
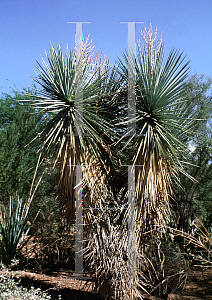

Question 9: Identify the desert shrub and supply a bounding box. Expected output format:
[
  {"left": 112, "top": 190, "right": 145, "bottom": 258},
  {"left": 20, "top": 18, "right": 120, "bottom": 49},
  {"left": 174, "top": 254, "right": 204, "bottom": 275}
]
[
  {"left": 138, "top": 238, "right": 188, "bottom": 299},
  {"left": 171, "top": 219, "right": 212, "bottom": 268},
  {"left": 0, "top": 260, "right": 61, "bottom": 300}
]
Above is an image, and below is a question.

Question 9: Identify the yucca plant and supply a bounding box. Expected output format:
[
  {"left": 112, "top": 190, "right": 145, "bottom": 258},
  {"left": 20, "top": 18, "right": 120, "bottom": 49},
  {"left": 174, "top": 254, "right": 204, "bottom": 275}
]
[
  {"left": 26, "top": 37, "right": 122, "bottom": 220},
  {"left": 24, "top": 37, "right": 129, "bottom": 299},
  {"left": 24, "top": 27, "right": 198, "bottom": 300},
  {"left": 116, "top": 24, "right": 196, "bottom": 240},
  {"left": 88, "top": 25, "right": 197, "bottom": 298}
]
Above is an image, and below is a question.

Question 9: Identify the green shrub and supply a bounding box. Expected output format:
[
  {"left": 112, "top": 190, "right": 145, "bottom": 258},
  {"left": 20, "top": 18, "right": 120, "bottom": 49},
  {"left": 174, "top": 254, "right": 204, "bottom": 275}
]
[{"left": 0, "top": 260, "right": 61, "bottom": 300}]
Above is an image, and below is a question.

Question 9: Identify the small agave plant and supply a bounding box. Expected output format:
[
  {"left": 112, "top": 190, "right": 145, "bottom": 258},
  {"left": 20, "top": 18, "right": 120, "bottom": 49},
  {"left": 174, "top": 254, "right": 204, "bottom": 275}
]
[
  {"left": 0, "top": 196, "right": 32, "bottom": 266},
  {"left": 0, "top": 154, "right": 42, "bottom": 266}
]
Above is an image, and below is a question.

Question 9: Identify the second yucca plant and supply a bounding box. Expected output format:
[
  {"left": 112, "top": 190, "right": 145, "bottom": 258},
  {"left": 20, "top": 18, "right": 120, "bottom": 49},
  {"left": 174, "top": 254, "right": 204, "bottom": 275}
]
[{"left": 116, "top": 24, "right": 196, "bottom": 241}]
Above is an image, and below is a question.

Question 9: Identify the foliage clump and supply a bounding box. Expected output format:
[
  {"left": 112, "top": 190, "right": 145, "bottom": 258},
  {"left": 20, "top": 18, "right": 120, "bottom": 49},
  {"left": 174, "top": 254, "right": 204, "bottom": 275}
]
[{"left": 0, "top": 260, "right": 60, "bottom": 300}]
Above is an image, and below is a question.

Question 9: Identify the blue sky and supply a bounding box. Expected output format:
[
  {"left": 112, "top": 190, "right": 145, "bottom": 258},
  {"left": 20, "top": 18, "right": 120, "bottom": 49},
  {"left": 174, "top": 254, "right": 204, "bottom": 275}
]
[{"left": 0, "top": 0, "right": 212, "bottom": 95}]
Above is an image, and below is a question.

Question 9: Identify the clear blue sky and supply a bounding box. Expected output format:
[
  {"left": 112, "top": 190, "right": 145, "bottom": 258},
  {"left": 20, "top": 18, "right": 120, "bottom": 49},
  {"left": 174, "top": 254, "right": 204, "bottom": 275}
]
[{"left": 0, "top": 0, "right": 212, "bottom": 95}]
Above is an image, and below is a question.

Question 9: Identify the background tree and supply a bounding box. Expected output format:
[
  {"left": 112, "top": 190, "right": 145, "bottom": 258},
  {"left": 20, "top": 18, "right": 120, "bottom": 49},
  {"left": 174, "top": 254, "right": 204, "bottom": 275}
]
[
  {"left": 0, "top": 90, "right": 42, "bottom": 198},
  {"left": 172, "top": 74, "right": 212, "bottom": 232},
  {"left": 0, "top": 89, "right": 58, "bottom": 224}
]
